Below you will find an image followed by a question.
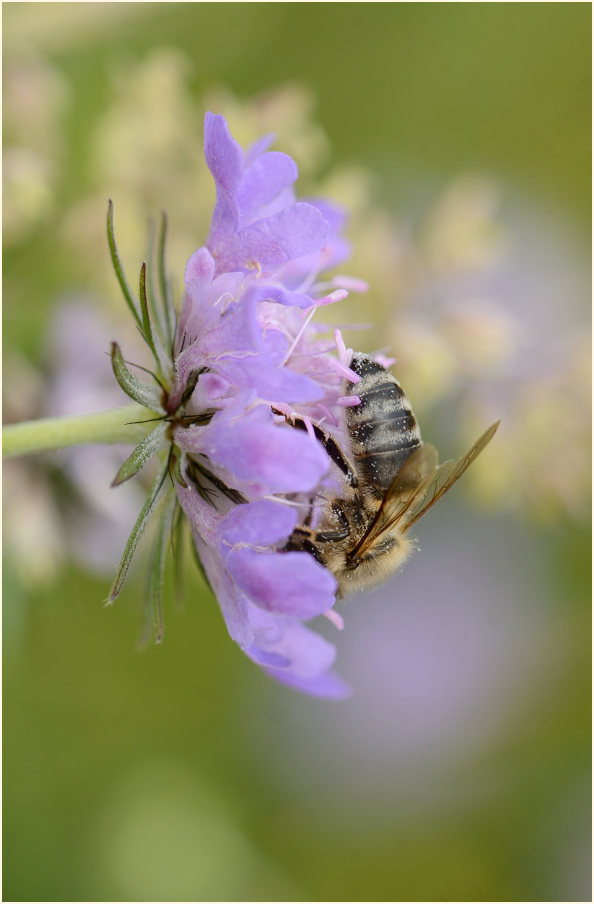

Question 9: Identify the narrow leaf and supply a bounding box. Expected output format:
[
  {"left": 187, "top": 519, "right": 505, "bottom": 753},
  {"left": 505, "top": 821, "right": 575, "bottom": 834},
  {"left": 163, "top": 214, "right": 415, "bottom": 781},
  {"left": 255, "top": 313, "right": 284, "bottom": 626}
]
[
  {"left": 158, "top": 210, "right": 176, "bottom": 350},
  {"left": 111, "top": 422, "right": 169, "bottom": 487},
  {"left": 106, "top": 200, "right": 143, "bottom": 330},
  {"left": 146, "top": 218, "right": 162, "bottom": 331},
  {"left": 146, "top": 218, "right": 170, "bottom": 351},
  {"left": 139, "top": 262, "right": 156, "bottom": 356},
  {"left": 110, "top": 342, "right": 162, "bottom": 409},
  {"left": 107, "top": 454, "right": 170, "bottom": 602},
  {"left": 142, "top": 490, "right": 177, "bottom": 645},
  {"left": 172, "top": 502, "right": 186, "bottom": 607},
  {"left": 139, "top": 262, "right": 172, "bottom": 377},
  {"left": 172, "top": 452, "right": 188, "bottom": 489}
]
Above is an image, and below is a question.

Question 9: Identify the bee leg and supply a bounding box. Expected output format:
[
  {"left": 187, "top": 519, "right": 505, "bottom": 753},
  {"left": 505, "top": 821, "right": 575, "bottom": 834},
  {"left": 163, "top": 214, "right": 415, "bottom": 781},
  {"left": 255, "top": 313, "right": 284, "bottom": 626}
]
[
  {"left": 314, "top": 502, "right": 349, "bottom": 542},
  {"left": 315, "top": 529, "right": 349, "bottom": 542},
  {"left": 284, "top": 527, "right": 325, "bottom": 566},
  {"left": 300, "top": 538, "right": 325, "bottom": 565},
  {"left": 302, "top": 496, "right": 316, "bottom": 528},
  {"left": 312, "top": 429, "right": 358, "bottom": 488},
  {"left": 330, "top": 502, "right": 351, "bottom": 532}
]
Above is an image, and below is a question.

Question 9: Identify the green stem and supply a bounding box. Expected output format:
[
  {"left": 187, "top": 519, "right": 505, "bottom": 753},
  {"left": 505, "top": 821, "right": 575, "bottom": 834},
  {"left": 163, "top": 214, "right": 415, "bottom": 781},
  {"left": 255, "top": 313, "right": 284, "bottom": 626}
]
[{"left": 2, "top": 403, "right": 156, "bottom": 458}]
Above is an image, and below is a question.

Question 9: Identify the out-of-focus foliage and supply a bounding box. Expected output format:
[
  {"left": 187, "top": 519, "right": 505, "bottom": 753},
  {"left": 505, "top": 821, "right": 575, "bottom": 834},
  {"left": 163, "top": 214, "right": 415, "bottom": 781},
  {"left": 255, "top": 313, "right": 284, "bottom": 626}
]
[{"left": 3, "top": 4, "right": 591, "bottom": 902}]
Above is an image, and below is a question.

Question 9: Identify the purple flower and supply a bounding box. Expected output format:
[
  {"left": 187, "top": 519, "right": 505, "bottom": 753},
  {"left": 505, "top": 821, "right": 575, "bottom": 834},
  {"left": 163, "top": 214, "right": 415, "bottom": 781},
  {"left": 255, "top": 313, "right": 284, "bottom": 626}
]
[
  {"left": 108, "top": 113, "right": 364, "bottom": 698},
  {"left": 175, "top": 399, "right": 330, "bottom": 496},
  {"left": 204, "top": 112, "right": 330, "bottom": 276}
]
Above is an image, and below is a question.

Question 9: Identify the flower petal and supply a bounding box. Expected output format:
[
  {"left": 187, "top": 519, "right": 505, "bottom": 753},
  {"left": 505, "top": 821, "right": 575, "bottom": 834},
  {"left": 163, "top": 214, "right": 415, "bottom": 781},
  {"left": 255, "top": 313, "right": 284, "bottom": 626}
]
[
  {"left": 192, "top": 531, "right": 254, "bottom": 649},
  {"left": 244, "top": 132, "right": 275, "bottom": 166},
  {"left": 235, "top": 202, "right": 329, "bottom": 270},
  {"left": 264, "top": 666, "right": 352, "bottom": 699},
  {"left": 249, "top": 283, "right": 318, "bottom": 310},
  {"left": 238, "top": 151, "right": 298, "bottom": 224},
  {"left": 221, "top": 499, "right": 298, "bottom": 546},
  {"left": 204, "top": 112, "right": 243, "bottom": 234},
  {"left": 200, "top": 404, "right": 329, "bottom": 494},
  {"left": 184, "top": 245, "right": 216, "bottom": 295},
  {"left": 219, "top": 357, "right": 323, "bottom": 404},
  {"left": 247, "top": 606, "right": 336, "bottom": 678},
  {"left": 225, "top": 548, "right": 337, "bottom": 618}
]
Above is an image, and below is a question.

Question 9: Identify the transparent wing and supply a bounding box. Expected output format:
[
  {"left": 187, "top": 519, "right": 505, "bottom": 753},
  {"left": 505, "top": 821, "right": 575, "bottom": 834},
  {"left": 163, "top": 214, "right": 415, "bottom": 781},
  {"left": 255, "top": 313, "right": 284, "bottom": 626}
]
[
  {"left": 403, "top": 420, "right": 499, "bottom": 529},
  {"left": 349, "top": 442, "right": 438, "bottom": 560},
  {"left": 350, "top": 421, "right": 499, "bottom": 560}
]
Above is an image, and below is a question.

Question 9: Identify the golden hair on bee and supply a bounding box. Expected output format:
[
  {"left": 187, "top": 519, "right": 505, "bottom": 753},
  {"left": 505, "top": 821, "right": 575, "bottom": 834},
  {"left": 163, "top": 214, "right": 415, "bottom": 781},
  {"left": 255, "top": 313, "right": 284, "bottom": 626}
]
[{"left": 285, "top": 353, "right": 499, "bottom": 598}]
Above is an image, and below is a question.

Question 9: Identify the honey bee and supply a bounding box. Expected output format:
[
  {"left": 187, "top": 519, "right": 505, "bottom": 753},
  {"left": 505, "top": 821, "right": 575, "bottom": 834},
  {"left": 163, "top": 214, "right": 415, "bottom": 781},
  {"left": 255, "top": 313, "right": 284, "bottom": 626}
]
[{"left": 285, "top": 353, "right": 499, "bottom": 597}]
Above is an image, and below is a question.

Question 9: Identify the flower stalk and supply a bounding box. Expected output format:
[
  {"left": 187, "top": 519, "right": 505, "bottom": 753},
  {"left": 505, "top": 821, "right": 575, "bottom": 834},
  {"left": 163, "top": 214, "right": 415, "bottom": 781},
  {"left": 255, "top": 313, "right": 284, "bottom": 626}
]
[{"left": 2, "top": 403, "right": 151, "bottom": 458}]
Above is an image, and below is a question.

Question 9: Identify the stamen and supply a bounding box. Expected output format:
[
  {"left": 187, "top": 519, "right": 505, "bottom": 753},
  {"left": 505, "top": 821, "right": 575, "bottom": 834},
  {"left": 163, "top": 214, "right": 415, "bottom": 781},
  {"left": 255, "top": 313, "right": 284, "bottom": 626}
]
[
  {"left": 333, "top": 328, "right": 357, "bottom": 374},
  {"left": 326, "top": 355, "right": 360, "bottom": 383},
  {"left": 302, "top": 416, "right": 315, "bottom": 440},
  {"left": 261, "top": 495, "right": 307, "bottom": 509},
  {"left": 332, "top": 275, "right": 368, "bottom": 293},
  {"left": 313, "top": 276, "right": 369, "bottom": 294},
  {"left": 334, "top": 327, "right": 347, "bottom": 361},
  {"left": 323, "top": 608, "right": 345, "bottom": 631},
  {"left": 281, "top": 305, "right": 317, "bottom": 366},
  {"left": 313, "top": 289, "right": 348, "bottom": 307},
  {"left": 215, "top": 292, "right": 235, "bottom": 312},
  {"left": 291, "top": 242, "right": 337, "bottom": 296},
  {"left": 212, "top": 349, "right": 259, "bottom": 362},
  {"left": 286, "top": 343, "right": 336, "bottom": 359},
  {"left": 246, "top": 259, "right": 262, "bottom": 277},
  {"left": 336, "top": 395, "right": 361, "bottom": 407},
  {"left": 315, "top": 404, "right": 338, "bottom": 427},
  {"left": 374, "top": 353, "right": 396, "bottom": 369},
  {"left": 270, "top": 401, "right": 293, "bottom": 420}
]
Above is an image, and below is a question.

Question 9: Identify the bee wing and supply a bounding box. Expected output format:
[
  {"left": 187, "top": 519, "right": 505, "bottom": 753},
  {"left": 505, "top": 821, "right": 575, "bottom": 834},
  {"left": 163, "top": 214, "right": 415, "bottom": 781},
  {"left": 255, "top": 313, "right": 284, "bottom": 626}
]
[
  {"left": 350, "top": 421, "right": 499, "bottom": 559},
  {"left": 392, "top": 441, "right": 439, "bottom": 494},
  {"left": 403, "top": 420, "right": 500, "bottom": 529},
  {"left": 349, "top": 442, "right": 439, "bottom": 560}
]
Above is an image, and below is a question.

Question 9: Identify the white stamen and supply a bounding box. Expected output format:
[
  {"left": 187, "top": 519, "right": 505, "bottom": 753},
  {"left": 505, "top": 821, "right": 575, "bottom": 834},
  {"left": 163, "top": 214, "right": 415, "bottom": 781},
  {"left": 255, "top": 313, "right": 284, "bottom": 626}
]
[
  {"left": 212, "top": 350, "right": 259, "bottom": 362},
  {"left": 261, "top": 495, "right": 307, "bottom": 509},
  {"left": 281, "top": 305, "right": 317, "bottom": 366},
  {"left": 316, "top": 404, "right": 338, "bottom": 426},
  {"left": 293, "top": 245, "right": 335, "bottom": 296}
]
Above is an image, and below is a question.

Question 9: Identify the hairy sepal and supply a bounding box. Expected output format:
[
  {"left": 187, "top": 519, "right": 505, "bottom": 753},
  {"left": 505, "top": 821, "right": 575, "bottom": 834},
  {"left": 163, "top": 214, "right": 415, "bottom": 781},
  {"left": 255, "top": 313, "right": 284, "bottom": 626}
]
[
  {"left": 107, "top": 454, "right": 170, "bottom": 602},
  {"left": 110, "top": 342, "right": 162, "bottom": 409},
  {"left": 142, "top": 491, "right": 178, "bottom": 645},
  {"left": 111, "top": 421, "right": 169, "bottom": 487}
]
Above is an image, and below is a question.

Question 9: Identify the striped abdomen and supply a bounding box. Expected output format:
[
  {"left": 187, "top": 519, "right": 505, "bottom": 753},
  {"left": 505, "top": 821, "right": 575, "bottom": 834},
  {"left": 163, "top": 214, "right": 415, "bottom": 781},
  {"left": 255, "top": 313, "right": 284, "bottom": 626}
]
[{"left": 345, "top": 353, "right": 421, "bottom": 497}]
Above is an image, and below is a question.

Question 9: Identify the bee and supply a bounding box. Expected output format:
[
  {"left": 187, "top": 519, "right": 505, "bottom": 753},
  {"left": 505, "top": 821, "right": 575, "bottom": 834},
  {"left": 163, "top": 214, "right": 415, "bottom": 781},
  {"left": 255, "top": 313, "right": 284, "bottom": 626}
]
[{"left": 285, "top": 353, "right": 499, "bottom": 597}]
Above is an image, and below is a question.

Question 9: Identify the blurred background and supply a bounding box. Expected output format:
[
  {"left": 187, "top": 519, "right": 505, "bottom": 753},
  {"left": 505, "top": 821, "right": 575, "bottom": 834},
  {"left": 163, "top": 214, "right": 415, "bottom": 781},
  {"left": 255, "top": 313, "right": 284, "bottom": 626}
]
[{"left": 3, "top": 3, "right": 591, "bottom": 901}]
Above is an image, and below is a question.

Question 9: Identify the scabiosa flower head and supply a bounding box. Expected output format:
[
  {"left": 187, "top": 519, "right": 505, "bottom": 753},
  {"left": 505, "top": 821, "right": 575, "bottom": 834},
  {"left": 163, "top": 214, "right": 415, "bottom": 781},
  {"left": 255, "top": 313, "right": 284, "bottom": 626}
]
[{"left": 108, "top": 113, "right": 367, "bottom": 698}]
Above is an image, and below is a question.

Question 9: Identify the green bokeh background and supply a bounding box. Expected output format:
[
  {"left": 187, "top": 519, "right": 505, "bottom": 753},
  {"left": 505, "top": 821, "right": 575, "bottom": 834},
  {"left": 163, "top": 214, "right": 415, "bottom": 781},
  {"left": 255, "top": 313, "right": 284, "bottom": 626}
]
[{"left": 3, "top": 4, "right": 591, "bottom": 902}]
